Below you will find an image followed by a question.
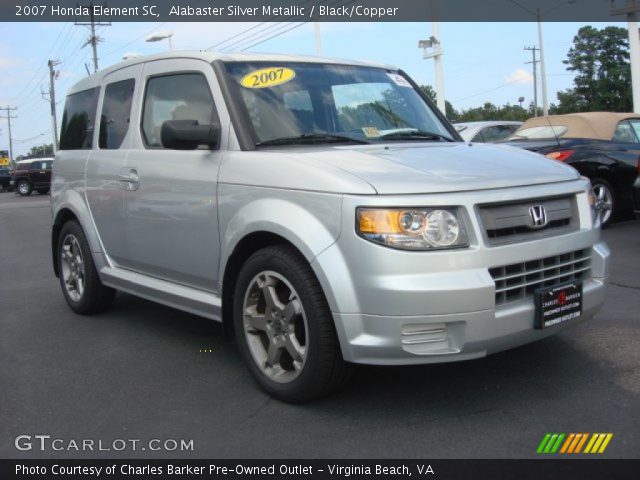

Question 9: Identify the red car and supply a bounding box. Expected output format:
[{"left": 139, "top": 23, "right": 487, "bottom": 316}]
[{"left": 11, "top": 158, "right": 54, "bottom": 196}]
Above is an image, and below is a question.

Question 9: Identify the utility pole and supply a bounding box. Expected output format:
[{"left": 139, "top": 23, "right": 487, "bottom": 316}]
[
  {"left": 524, "top": 46, "right": 539, "bottom": 117},
  {"left": 0, "top": 106, "right": 17, "bottom": 168},
  {"left": 75, "top": 3, "right": 111, "bottom": 73},
  {"left": 48, "top": 60, "right": 61, "bottom": 153}
]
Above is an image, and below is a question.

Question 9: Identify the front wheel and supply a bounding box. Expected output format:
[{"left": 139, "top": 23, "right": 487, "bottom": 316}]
[
  {"left": 591, "top": 178, "right": 615, "bottom": 228},
  {"left": 57, "top": 221, "right": 115, "bottom": 314},
  {"left": 233, "top": 245, "right": 352, "bottom": 403},
  {"left": 17, "top": 180, "right": 32, "bottom": 196}
]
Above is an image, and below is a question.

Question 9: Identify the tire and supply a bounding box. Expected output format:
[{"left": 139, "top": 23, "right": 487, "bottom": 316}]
[
  {"left": 591, "top": 178, "right": 615, "bottom": 228},
  {"left": 57, "top": 220, "right": 116, "bottom": 314},
  {"left": 233, "top": 245, "right": 353, "bottom": 403},
  {"left": 17, "top": 180, "right": 32, "bottom": 196}
]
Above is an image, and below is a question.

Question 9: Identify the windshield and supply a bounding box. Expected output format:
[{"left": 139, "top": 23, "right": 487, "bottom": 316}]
[
  {"left": 223, "top": 62, "right": 454, "bottom": 146},
  {"left": 508, "top": 125, "right": 569, "bottom": 140}
]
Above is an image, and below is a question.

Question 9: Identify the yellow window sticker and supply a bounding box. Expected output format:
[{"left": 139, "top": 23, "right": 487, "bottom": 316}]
[
  {"left": 362, "top": 127, "right": 380, "bottom": 138},
  {"left": 240, "top": 67, "right": 296, "bottom": 89}
]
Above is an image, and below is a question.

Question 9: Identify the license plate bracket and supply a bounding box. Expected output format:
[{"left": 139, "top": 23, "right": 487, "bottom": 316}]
[{"left": 534, "top": 282, "right": 582, "bottom": 329}]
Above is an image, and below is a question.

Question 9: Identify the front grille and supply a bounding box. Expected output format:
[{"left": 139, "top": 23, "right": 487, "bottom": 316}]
[
  {"left": 479, "top": 195, "right": 579, "bottom": 246},
  {"left": 490, "top": 249, "right": 591, "bottom": 305}
]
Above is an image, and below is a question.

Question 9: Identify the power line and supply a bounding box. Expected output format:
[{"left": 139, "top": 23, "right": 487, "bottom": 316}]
[
  {"left": 206, "top": 0, "right": 313, "bottom": 51},
  {"left": 9, "top": 23, "right": 69, "bottom": 104},
  {"left": 101, "top": 23, "right": 167, "bottom": 59},
  {"left": 451, "top": 74, "right": 533, "bottom": 103},
  {"left": 237, "top": 0, "right": 356, "bottom": 52}
]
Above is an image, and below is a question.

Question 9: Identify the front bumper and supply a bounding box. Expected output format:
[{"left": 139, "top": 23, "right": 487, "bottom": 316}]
[{"left": 330, "top": 243, "right": 608, "bottom": 365}]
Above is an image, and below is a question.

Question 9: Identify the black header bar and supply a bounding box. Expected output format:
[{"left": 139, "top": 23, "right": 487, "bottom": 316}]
[{"left": 3, "top": 0, "right": 635, "bottom": 23}]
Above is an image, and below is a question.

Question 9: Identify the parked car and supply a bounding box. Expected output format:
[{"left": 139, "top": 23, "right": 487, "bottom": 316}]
[
  {"left": 0, "top": 167, "right": 11, "bottom": 192},
  {"left": 52, "top": 52, "right": 608, "bottom": 402},
  {"left": 454, "top": 121, "right": 522, "bottom": 142},
  {"left": 11, "top": 158, "right": 54, "bottom": 196},
  {"left": 503, "top": 112, "right": 640, "bottom": 226}
]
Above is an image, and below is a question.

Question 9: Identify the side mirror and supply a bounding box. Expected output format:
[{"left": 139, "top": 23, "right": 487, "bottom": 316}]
[{"left": 161, "top": 120, "right": 220, "bottom": 150}]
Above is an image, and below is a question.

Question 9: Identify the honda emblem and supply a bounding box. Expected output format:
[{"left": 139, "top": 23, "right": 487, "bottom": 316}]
[{"left": 529, "top": 205, "right": 548, "bottom": 228}]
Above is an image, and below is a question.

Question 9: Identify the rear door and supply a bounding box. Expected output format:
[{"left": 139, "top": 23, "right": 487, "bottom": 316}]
[
  {"left": 85, "top": 64, "right": 141, "bottom": 265},
  {"left": 120, "top": 58, "right": 225, "bottom": 291}
]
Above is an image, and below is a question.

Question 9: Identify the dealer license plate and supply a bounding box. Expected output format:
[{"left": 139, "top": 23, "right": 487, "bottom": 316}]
[{"left": 534, "top": 282, "right": 582, "bottom": 329}]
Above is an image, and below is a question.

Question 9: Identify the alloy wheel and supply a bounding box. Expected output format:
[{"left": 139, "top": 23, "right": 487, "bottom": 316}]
[
  {"left": 60, "top": 234, "right": 86, "bottom": 302},
  {"left": 592, "top": 183, "right": 613, "bottom": 225},
  {"left": 242, "top": 270, "right": 308, "bottom": 383}
]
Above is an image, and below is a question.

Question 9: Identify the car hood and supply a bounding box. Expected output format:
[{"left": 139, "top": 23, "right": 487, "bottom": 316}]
[{"left": 302, "top": 142, "right": 580, "bottom": 194}]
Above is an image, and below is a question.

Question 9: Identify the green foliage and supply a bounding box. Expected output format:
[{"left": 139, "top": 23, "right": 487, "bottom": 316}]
[
  {"left": 17, "top": 144, "right": 54, "bottom": 160},
  {"left": 555, "top": 25, "right": 632, "bottom": 113}
]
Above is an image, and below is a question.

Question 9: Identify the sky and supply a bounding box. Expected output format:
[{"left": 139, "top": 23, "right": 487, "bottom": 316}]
[{"left": 0, "top": 20, "right": 627, "bottom": 157}]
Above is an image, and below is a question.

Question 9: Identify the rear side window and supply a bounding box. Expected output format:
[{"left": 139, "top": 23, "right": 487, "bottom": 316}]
[
  {"left": 60, "top": 88, "right": 100, "bottom": 150},
  {"left": 141, "top": 73, "right": 215, "bottom": 148},
  {"left": 99, "top": 79, "right": 135, "bottom": 149},
  {"left": 31, "top": 161, "right": 48, "bottom": 170},
  {"left": 613, "top": 120, "right": 640, "bottom": 143}
]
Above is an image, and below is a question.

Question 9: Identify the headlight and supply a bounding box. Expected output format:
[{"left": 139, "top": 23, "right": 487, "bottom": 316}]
[{"left": 356, "top": 207, "right": 469, "bottom": 250}]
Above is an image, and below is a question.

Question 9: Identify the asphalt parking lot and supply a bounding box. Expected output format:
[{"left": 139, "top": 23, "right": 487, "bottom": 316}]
[{"left": 1, "top": 193, "right": 639, "bottom": 459}]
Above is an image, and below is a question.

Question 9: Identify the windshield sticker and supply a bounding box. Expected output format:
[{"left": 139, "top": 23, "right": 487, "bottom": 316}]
[
  {"left": 240, "top": 67, "right": 296, "bottom": 89},
  {"left": 387, "top": 73, "right": 412, "bottom": 88},
  {"left": 362, "top": 127, "right": 380, "bottom": 138}
]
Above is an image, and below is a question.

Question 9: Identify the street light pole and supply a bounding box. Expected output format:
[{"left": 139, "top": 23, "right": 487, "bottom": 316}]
[
  {"left": 432, "top": 21, "right": 446, "bottom": 114},
  {"left": 537, "top": 9, "right": 550, "bottom": 116},
  {"left": 314, "top": 23, "right": 323, "bottom": 56}
]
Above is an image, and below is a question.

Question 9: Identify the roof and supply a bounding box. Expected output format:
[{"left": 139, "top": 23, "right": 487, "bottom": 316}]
[
  {"left": 518, "top": 112, "right": 640, "bottom": 140},
  {"left": 67, "top": 50, "right": 398, "bottom": 95}
]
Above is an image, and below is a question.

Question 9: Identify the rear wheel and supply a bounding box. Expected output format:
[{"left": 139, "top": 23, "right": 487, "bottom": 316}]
[
  {"left": 17, "top": 180, "right": 32, "bottom": 196},
  {"left": 57, "top": 221, "right": 115, "bottom": 314},
  {"left": 233, "top": 245, "right": 352, "bottom": 403},
  {"left": 591, "top": 178, "right": 615, "bottom": 228}
]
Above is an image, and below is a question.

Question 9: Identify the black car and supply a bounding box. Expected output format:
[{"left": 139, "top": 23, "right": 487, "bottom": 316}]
[
  {"left": 503, "top": 112, "right": 640, "bottom": 227},
  {"left": 0, "top": 167, "right": 11, "bottom": 192}
]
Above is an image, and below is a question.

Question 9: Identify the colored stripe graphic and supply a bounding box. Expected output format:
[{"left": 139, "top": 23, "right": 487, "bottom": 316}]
[
  {"left": 539, "top": 433, "right": 613, "bottom": 454},
  {"left": 584, "top": 433, "right": 614, "bottom": 454},
  {"left": 537, "top": 433, "right": 565, "bottom": 454},
  {"left": 574, "top": 433, "right": 589, "bottom": 453}
]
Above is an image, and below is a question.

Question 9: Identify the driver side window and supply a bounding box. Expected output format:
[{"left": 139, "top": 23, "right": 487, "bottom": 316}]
[{"left": 141, "top": 73, "right": 215, "bottom": 148}]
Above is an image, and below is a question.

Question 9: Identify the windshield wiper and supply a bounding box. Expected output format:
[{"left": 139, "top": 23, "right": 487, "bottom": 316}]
[
  {"left": 378, "top": 130, "right": 455, "bottom": 142},
  {"left": 256, "top": 133, "right": 370, "bottom": 147}
]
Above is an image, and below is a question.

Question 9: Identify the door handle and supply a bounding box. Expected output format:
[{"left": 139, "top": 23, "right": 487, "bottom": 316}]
[{"left": 117, "top": 168, "right": 140, "bottom": 191}]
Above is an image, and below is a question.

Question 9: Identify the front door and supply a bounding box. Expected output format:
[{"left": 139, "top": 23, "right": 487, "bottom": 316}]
[{"left": 120, "top": 58, "right": 223, "bottom": 292}]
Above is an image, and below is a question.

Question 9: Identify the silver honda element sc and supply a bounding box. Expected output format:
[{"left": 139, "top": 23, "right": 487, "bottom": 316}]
[{"left": 51, "top": 52, "right": 610, "bottom": 402}]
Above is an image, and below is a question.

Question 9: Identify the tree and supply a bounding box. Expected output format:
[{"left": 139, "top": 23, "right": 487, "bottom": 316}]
[
  {"left": 555, "top": 26, "right": 632, "bottom": 113},
  {"left": 19, "top": 144, "right": 54, "bottom": 160},
  {"left": 453, "top": 102, "right": 530, "bottom": 122},
  {"left": 419, "top": 85, "right": 459, "bottom": 121}
]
